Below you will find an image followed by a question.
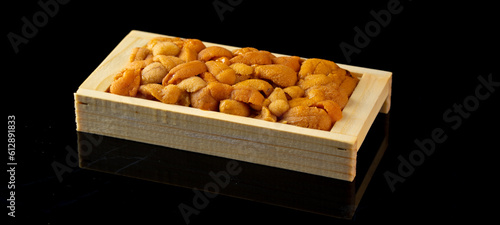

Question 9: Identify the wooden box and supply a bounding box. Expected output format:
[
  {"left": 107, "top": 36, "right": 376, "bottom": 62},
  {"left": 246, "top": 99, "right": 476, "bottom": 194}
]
[{"left": 74, "top": 30, "right": 392, "bottom": 181}]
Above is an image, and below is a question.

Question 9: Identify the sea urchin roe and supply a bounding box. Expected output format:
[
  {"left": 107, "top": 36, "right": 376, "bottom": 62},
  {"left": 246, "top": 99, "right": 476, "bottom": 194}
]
[
  {"left": 177, "top": 76, "right": 207, "bottom": 93},
  {"left": 229, "top": 50, "right": 274, "bottom": 65},
  {"left": 138, "top": 83, "right": 184, "bottom": 104},
  {"left": 205, "top": 61, "right": 236, "bottom": 85},
  {"left": 219, "top": 99, "right": 251, "bottom": 117},
  {"left": 230, "top": 87, "right": 265, "bottom": 107},
  {"left": 198, "top": 46, "right": 233, "bottom": 62},
  {"left": 254, "top": 64, "right": 297, "bottom": 88},
  {"left": 162, "top": 60, "right": 207, "bottom": 85},
  {"left": 298, "top": 58, "right": 340, "bottom": 79},
  {"left": 312, "top": 100, "right": 343, "bottom": 122},
  {"left": 141, "top": 62, "right": 168, "bottom": 84},
  {"left": 152, "top": 41, "right": 180, "bottom": 56},
  {"left": 233, "top": 79, "right": 274, "bottom": 97},
  {"left": 280, "top": 106, "right": 333, "bottom": 131},
  {"left": 108, "top": 36, "right": 359, "bottom": 131},
  {"left": 267, "top": 88, "right": 290, "bottom": 117},
  {"left": 190, "top": 86, "right": 218, "bottom": 111},
  {"left": 110, "top": 68, "right": 141, "bottom": 97}
]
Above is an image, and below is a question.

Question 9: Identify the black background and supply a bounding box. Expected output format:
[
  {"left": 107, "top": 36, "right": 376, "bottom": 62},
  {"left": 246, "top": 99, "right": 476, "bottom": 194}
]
[{"left": 3, "top": 0, "right": 499, "bottom": 224}]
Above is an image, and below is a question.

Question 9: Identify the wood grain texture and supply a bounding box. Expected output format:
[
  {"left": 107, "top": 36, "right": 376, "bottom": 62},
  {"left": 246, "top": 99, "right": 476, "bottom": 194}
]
[{"left": 74, "top": 30, "right": 392, "bottom": 181}]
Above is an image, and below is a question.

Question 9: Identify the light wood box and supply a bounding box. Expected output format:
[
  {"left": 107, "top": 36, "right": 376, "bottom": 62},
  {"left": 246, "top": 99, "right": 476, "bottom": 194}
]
[{"left": 74, "top": 30, "right": 392, "bottom": 181}]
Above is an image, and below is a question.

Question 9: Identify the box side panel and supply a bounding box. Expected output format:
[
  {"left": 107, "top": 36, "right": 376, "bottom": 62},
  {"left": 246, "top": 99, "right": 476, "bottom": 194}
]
[
  {"left": 75, "top": 91, "right": 356, "bottom": 181},
  {"left": 75, "top": 89, "right": 357, "bottom": 150}
]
